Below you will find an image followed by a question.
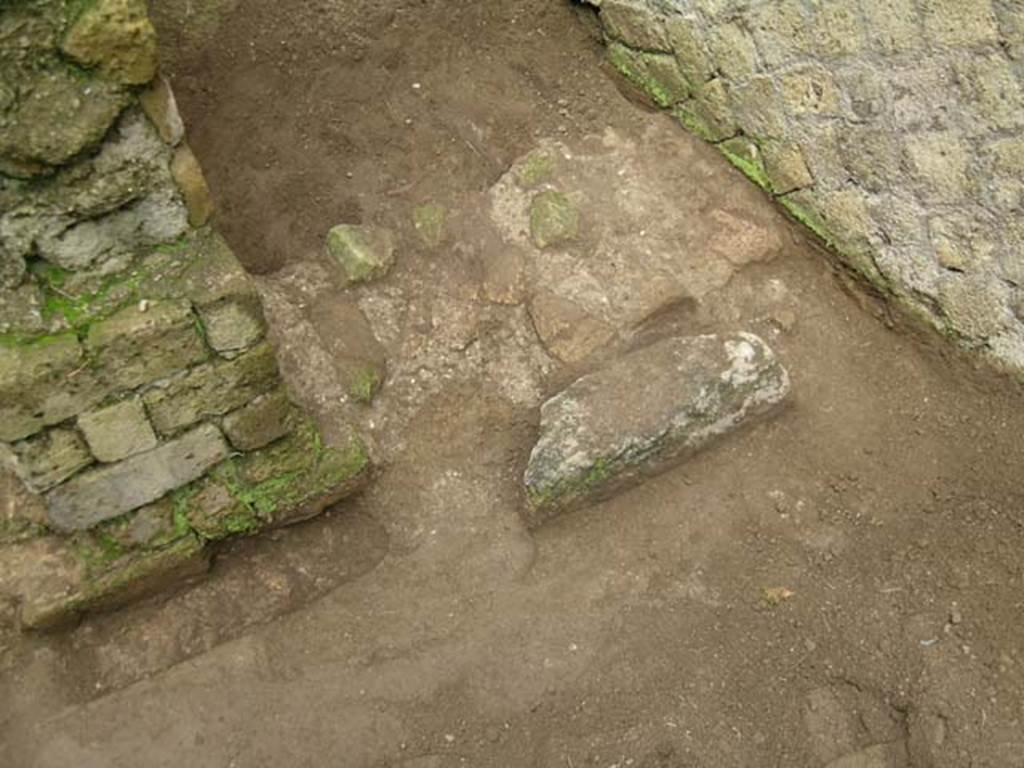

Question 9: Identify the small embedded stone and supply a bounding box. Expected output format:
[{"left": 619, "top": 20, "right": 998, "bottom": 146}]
[
  {"left": 45, "top": 424, "right": 230, "bottom": 532},
  {"left": 529, "top": 190, "right": 580, "bottom": 249},
  {"left": 413, "top": 203, "right": 447, "bottom": 248},
  {"left": 222, "top": 389, "right": 295, "bottom": 452},
  {"left": 61, "top": 0, "right": 159, "bottom": 86},
  {"left": 1, "top": 428, "right": 93, "bottom": 493},
  {"left": 197, "top": 297, "right": 266, "bottom": 354},
  {"left": 77, "top": 398, "right": 158, "bottom": 463},
  {"left": 523, "top": 333, "right": 790, "bottom": 527},
  {"left": 307, "top": 292, "right": 388, "bottom": 404},
  {"left": 171, "top": 143, "right": 215, "bottom": 226},
  {"left": 140, "top": 75, "right": 185, "bottom": 146},
  {"left": 527, "top": 290, "right": 616, "bottom": 363},
  {"left": 325, "top": 224, "right": 396, "bottom": 284}
]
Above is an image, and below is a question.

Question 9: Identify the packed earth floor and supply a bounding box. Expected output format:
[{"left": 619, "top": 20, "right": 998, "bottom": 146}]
[{"left": 3, "top": 1, "right": 1024, "bottom": 766}]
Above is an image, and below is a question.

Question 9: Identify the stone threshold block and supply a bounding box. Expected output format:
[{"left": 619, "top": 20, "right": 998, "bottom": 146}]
[{"left": 523, "top": 333, "right": 790, "bottom": 527}]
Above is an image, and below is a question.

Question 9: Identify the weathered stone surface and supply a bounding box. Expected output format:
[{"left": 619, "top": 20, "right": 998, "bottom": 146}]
[
  {"left": 589, "top": 1, "right": 1024, "bottom": 374},
  {"left": 190, "top": 424, "right": 371, "bottom": 539},
  {"left": 307, "top": 292, "right": 388, "bottom": 403},
  {"left": 77, "top": 398, "right": 158, "bottom": 463},
  {"left": 1, "top": 428, "right": 93, "bottom": 493},
  {"left": 0, "top": 335, "right": 107, "bottom": 442},
  {"left": 139, "top": 75, "right": 185, "bottom": 145},
  {"left": 61, "top": 0, "right": 159, "bottom": 85},
  {"left": 45, "top": 424, "right": 230, "bottom": 532},
  {"left": 222, "top": 388, "right": 294, "bottom": 451},
  {"left": 0, "top": 110, "right": 187, "bottom": 272},
  {"left": 171, "top": 143, "right": 215, "bottom": 226},
  {"left": 600, "top": 0, "right": 670, "bottom": 51},
  {"left": 325, "top": 224, "right": 396, "bottom": 284},
  {"left": 197, "top": 296, "right": 266, "bottom": 353},
  {"left": 0, "top": 65, "right": 131, "bottom": 170},
  {"left": 528, "top": 290, "right": 616, "bottom": 364},
  {"left": 20, "top": 534, "right": 209, "bottom": 630},
  {"left": 86, "top": 299, "right": 208, "bottom": 390},
  {"left": 825, "top": 742, "right": 908, "bottom": 768},
  {"left": 523, "top": 333, "right": 790, "bottom": 526},
  {"left": 413, "top": 203, "right": 447, "bottom": 248},
  {"left": 529, "top": 190, "right": 579, "bottom": 249},
  {"left": 143, "top": 343, "right": 280, "bottom": 434}
]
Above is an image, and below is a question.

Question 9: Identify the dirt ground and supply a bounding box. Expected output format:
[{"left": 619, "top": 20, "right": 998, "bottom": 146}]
[{"left": 3, "top": 1, "right": 1024, "bottom": 766}]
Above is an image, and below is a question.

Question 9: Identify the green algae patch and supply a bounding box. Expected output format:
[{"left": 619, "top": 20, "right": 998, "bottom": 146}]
[
  {"left": 516, "top": 150, "right": 556, "bottom": 188},
  {"left": 413, "top": 203, "right": 447, "bottom": 248},
  {"left": 529, "top": 190, "right": 580, "bottom": 249},
  {"left": 608, "top": 42, "right": 689, "bottom": 108},
  {"left": 718, "top": 137, "right": 772, "bottom": 192},
  {"left": 349, "top": 365, "right": 382, "bottom": 404}
]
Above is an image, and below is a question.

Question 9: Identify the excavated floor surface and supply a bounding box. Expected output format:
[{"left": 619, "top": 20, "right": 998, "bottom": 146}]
[{"left": 3, "top": 2, "right": 1024, "bottom": 766}]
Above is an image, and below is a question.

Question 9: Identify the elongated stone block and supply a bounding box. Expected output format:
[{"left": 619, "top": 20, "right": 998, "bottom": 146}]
[{"left": 523, "top": 333, "right": 790, "bottom": 527}]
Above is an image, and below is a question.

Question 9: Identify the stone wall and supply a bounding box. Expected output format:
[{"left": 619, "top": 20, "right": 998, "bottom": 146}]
[
  {"left": 0, "top": 0, "right": 369, "bottom": 629},
  {"left": 586, "top": 0, "right": 1024, "bottom": 373}
]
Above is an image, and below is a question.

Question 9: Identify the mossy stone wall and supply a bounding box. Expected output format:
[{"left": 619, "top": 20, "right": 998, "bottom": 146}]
[
  {"left": 0, "top": 0, "right": 368, "bottom": 629},
  {"left": 588, "top": 0, "right": 1024, "bottom": 373}
]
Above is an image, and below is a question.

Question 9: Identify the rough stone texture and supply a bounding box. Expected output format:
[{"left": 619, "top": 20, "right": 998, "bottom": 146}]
[
  {"left": 143, "top": 343, "right": 280, "bottom": 435},
  {"left": 171, "top": 143, "right": 215, "bottom": 226},
  {"left": 490, "top": 132, "right": 786, "bottom": 362},
  {"left": 139, "top": 75, "right": 186, "bottom": 146},
  {"left": 529, "top": 190, "right": 580, "bottom": 249},
  {"left": 325, "top": 224, "right": 396, "bottom": 284},
  {"left": 1, "top": 428, "right": 93, "bottom": 493},
  {"left": 61, "top": 0, "right": 159, "bottom": 85},
  {"left": 86, "top": 299, "right": 208, "bottom": 390},
  {"left": 221, "top": 388, "right": 295, "bottom": 451},
  {"left": 77, "top": 398, "right": 158, "bottom": 463},
  {"left": 307, "top": 292, "right": 388, "bottom": 403},
  {"left": 0, "top": 335, "right": 108, "bottom": 442},
  {"left": 197, "top": 296, "right": 266, "bottom": 353},
  {"left": 523, "top": 333, "right": 790, "bottom": 526},
  {"left": 587, "top": 0, "right": 1024, "bottom": 375},
  {"left": 413, "top": 203, "right": 447, "bottom": 248},
  {"left": 45, "top": 424, "right": 230, "bottom": 532}
]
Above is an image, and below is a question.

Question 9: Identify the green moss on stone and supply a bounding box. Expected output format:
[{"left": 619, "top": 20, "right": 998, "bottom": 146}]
[
  {"left": 516, "top": 151, "right": 556, "bottom": 188},
  {"left": 413, "top": 203, "right": 446, "bottom": 248},
  {"left": 718, "top": 138, "right": 772, "bottom": 192},
  {"left": 349, "top": 365, "right": 382, "bottom": 404}
]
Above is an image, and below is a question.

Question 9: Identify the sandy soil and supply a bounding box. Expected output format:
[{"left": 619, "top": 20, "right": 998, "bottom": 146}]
[{"left": 2, "top": 1, "right": 1024, "bottom": 766}]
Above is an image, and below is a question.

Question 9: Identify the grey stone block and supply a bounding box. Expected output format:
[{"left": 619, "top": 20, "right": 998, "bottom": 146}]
[
  {"left": 78, "top": 398, "right": 158, "bottom": 463},
  {"left": 45, "top": 424, "right": 229, "bottom": 532},
  {"left": 523, "top": 333, "right": 790, "bottom": 527}
]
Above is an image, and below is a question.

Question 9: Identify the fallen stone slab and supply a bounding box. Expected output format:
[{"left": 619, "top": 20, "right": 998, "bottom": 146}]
[{"left": 523, "top": 332, "right": 790, "bottom": 527}]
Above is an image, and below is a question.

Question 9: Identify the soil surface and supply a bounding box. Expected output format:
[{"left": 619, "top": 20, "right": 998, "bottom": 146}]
[{"left": 4, "top": 1, "right": 1024, "bottom": 766}]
